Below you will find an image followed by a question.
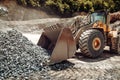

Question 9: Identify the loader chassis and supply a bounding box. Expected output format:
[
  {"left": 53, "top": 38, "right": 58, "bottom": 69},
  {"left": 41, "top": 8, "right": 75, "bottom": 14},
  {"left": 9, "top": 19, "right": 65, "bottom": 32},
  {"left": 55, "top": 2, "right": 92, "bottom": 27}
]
[
  {"left": 37, "top": 11, "right": 120, "bottom": 64},
  {"left": 75, "top": 11, "right": 120, "bottom": 57}
]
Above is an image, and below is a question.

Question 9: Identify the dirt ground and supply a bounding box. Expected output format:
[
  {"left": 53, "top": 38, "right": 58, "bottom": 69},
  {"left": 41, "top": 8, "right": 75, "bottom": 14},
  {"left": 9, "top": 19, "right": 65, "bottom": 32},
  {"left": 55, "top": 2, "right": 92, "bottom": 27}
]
[
  {"left": 49, "top": 51, "right": 120, "bottom": 80},
  {"left": 0, "top": 17, "right": 120, "bottom": 80}
]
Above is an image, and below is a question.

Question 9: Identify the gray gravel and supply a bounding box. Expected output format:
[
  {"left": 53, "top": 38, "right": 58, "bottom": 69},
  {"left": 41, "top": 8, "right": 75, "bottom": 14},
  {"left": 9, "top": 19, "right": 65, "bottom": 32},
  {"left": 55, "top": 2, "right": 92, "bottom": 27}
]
[
  {"left": 0, "top": 29, "right": 51, "bottom": 80},
  {"left": 50, "top": 61, "right": 74, "bottom": 71}
]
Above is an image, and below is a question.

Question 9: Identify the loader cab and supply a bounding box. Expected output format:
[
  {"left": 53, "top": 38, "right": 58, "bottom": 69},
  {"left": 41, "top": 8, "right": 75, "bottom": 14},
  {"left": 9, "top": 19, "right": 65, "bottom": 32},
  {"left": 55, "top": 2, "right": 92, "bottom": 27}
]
[{"left": 90, "top": 12, "right": 107, "bottom": 24}]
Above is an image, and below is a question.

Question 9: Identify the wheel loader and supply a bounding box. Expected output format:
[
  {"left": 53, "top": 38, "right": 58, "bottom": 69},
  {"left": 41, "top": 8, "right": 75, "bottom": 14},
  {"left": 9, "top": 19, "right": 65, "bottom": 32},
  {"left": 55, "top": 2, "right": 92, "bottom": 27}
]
[{"left": 37, "top": 10, "right": 120, "bottom": 64}]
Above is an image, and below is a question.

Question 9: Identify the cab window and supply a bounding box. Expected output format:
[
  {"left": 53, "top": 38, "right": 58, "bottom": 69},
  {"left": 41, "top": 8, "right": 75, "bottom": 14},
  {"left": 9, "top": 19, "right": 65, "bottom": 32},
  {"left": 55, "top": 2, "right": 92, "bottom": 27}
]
[{"left": 91, "top": 12, "right": 106, "bottom": 23}]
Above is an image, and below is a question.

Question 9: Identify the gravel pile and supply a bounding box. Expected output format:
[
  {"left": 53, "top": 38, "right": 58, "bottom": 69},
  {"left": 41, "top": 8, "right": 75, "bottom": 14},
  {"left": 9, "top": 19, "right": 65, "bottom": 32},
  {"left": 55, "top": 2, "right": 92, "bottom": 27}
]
[
  {"left": 50, "top": 61, "right": 74, "bottom": 71},
  {"left": 0, "top": 29, "right": 51, "bottom": 80}
]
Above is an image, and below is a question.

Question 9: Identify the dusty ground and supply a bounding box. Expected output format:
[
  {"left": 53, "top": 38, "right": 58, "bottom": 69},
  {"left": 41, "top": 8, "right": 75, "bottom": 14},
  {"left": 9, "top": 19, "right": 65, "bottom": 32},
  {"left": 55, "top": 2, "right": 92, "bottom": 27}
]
[
  {"left": 49, "top": 51, "right": 120, "bottom": 80},
  {"left": 0, "top": 18, "right": 120, "bottom": 80}
]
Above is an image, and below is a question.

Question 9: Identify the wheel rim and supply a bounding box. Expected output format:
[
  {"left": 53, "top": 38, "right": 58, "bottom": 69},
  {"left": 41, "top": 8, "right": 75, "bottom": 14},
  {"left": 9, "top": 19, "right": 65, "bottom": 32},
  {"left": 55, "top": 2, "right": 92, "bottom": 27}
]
[{"left": 92, "top": 37, "right": 101, "bottom": 51}]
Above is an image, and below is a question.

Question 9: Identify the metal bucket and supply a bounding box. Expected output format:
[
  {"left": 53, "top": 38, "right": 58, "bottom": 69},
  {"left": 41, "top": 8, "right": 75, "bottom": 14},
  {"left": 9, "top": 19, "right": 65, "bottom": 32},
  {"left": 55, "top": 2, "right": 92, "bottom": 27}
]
[{"left": 37, "top": 25, "right": 76, "bottom": 64}]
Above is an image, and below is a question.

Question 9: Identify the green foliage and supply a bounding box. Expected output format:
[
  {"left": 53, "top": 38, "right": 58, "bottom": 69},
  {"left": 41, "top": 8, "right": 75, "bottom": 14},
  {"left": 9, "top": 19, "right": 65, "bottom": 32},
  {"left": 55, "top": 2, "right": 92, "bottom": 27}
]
[
  {"left": 17, "top": 0, "right": 46, "bottom": 7},
  {"left": 17, "top": 0, "right": 120, "bottom": 15},
  {"left": 113, "top": 0, "right": 120, "bottom": 11}
]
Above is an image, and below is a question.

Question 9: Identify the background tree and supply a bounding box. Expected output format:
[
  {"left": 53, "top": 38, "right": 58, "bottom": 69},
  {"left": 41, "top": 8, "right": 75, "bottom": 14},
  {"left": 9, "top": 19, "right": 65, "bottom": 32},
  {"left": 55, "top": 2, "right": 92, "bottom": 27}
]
[{"left": 17, "top": 0, "right": 120, "bottom": 15}]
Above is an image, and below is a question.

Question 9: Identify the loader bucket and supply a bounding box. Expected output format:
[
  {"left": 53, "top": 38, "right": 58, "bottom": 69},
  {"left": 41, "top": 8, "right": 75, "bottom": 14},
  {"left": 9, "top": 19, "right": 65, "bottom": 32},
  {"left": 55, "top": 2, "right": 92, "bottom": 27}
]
[{"left": 37, "top": 26, "right": 76, "bottom": 64}]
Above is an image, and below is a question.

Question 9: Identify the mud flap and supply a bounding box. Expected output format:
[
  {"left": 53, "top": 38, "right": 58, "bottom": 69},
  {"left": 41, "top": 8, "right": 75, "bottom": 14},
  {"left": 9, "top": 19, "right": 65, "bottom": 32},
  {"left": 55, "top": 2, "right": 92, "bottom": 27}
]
[{"left": 37, "top": 27, "right": 76, "bottom": 64}]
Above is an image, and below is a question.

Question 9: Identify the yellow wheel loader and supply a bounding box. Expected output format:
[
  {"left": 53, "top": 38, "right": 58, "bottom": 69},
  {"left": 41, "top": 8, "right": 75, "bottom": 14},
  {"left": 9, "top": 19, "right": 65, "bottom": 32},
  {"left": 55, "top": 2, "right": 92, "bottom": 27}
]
[{"left": 37, "top": 10, "right": 120, "bottom": 64}]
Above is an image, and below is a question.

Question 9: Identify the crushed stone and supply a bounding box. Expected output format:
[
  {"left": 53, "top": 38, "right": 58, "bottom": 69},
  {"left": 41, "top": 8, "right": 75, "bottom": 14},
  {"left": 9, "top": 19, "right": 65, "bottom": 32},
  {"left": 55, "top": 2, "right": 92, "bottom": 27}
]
[{"left": 0, "top": 29, "right": 51, "bottom": 80}]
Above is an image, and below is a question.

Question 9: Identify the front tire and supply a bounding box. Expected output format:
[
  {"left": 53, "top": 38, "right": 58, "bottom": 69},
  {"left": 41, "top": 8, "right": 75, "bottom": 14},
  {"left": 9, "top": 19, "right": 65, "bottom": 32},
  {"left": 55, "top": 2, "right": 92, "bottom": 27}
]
[{"left": 79, "top": 29, "right": 104, "bottom": 58}]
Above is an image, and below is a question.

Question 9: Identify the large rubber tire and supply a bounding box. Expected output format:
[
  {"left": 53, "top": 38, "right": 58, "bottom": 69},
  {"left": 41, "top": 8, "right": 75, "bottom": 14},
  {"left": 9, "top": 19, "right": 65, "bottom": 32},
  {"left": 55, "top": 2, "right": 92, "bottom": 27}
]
[
  {"left": 110, "top": 33, "right": 120, "bottom": 54},
  {"left": 109, "top": 27, "right": 120, "bottom": 54},
  {"left": 79, "top": 29, "right": 104, "bottom": 58}
]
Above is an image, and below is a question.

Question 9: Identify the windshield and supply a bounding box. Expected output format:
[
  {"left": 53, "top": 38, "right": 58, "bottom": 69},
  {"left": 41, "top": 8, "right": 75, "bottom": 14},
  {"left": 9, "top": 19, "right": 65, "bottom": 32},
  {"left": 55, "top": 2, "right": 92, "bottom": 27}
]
[{"left": 91, "top": 12, "right": 106, "bottom": 23}]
